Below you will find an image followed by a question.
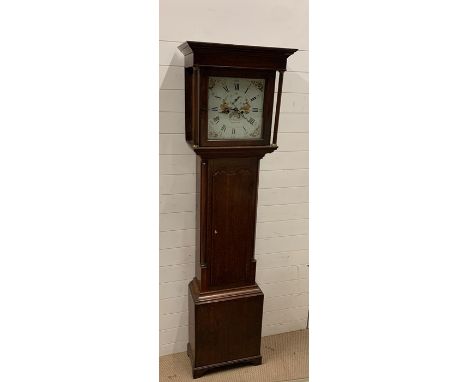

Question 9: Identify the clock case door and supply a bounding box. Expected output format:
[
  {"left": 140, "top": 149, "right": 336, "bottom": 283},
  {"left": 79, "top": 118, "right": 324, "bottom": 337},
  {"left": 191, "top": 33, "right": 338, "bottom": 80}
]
[
  {"left": 199, "top": 67, "right": 276, "bottom": 147},
  {"left": 204, "top": 156, "right": 259, "bottom": 291}
]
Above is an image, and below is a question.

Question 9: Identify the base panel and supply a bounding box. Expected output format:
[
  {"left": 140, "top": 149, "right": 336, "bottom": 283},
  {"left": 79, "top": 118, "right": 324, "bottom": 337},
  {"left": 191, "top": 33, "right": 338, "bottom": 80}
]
[{"left": 187, "top": 280, "right": 264, "bottom": 378}]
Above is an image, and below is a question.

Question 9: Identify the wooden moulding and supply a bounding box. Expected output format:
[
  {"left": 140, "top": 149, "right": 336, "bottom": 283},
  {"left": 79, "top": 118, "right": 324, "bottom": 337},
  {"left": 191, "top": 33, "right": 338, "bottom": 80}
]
[
  {"left": 193, "top": 145, "right": 278, "bottom": 159},
  {"left": 178, "top": 41, "right": 297, "bottom": 71}
]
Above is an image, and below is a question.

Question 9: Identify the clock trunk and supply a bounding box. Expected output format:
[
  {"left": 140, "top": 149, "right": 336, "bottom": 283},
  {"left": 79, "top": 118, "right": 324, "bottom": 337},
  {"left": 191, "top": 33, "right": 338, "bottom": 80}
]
[{"left": 188, "top": 153, "right": 264, "bottom": 378}]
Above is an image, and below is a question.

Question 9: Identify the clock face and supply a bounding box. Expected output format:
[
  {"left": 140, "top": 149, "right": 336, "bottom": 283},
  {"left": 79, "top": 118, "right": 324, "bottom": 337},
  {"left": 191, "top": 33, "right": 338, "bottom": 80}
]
[{"left": 207, "top": 76, "right": 265, "bottom": 140}]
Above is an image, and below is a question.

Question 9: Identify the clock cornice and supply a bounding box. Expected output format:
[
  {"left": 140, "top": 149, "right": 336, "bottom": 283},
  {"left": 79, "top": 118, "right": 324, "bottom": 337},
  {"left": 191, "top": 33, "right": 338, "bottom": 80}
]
[{"left": 178, "top": 41, "right": 298, "bottom": 70}]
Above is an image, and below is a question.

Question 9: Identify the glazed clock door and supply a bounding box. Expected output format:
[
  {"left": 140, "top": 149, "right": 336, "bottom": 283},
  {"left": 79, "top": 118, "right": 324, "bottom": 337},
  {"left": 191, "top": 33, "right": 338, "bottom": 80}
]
[
  {"left": 207, "top": 157, "right": 259, "bottom": 289},
  {"left": 199, "top": 68, "right": 276, "bottom": 147}
]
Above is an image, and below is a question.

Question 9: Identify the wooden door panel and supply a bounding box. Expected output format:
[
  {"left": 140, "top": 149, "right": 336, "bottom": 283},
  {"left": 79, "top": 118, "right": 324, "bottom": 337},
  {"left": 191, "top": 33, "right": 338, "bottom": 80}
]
[{"left": 208, "top": 158, "right": 258, "bottom": 288}]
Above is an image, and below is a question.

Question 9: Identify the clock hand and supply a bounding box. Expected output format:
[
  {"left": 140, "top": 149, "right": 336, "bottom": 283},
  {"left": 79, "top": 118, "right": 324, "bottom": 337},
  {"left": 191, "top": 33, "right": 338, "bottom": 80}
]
[{"left": 227, "top": 95, "right": 242, "bottom": 111}]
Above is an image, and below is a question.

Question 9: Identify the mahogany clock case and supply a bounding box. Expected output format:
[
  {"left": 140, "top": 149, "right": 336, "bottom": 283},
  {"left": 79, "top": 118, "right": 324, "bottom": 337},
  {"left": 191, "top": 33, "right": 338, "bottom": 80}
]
[{"left": 176, "top": 41, "right": 298, "bottom": 378}]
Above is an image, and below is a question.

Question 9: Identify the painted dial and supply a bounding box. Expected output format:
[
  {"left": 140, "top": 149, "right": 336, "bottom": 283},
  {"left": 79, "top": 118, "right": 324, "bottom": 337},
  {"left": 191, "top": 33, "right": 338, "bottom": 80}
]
[{"left": 207, "top": 76, "right": 265, "bottom": 140}]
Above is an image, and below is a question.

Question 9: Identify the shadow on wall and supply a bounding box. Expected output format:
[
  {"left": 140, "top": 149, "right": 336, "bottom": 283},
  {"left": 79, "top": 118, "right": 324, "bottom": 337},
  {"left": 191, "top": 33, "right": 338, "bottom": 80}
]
[{"left": 160, "top": 46, "right": 185, "bottom": 105}]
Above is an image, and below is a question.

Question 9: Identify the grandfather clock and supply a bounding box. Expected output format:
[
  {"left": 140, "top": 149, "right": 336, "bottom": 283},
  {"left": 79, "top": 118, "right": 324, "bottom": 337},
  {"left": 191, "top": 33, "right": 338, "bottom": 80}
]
[{"left": 177, "top": 41, "right": 297, "bottom": 378}]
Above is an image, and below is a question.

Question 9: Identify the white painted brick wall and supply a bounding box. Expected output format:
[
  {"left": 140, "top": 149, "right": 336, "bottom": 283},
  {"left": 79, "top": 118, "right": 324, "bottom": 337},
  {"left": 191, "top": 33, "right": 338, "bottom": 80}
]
[{"left": 159, "top": 0, "right": 308, "bottom": 356}]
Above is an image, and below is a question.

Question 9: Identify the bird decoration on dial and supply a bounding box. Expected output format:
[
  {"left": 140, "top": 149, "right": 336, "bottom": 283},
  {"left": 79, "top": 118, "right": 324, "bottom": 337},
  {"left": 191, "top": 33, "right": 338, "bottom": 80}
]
[{"left": 207, "top": 77, "right": 264, "bottom": 140}]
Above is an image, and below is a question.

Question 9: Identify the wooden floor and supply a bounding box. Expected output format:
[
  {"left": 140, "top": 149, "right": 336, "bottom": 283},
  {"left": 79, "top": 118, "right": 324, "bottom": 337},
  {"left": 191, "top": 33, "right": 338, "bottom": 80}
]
[{"left": 160, "top": 329, "right": 309, "bottom": 381}]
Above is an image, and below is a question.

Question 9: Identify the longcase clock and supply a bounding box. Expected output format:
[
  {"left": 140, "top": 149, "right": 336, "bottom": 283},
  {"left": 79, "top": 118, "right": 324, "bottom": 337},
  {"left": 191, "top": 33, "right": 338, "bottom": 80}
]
[{"left": 177, "top": 41, "right": 297, "bottom": 378}]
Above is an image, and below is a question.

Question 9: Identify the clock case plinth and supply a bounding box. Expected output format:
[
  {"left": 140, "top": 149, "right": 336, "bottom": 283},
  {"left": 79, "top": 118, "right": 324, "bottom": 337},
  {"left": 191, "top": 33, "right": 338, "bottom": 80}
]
[
  {"left": 187, "top": 280, "right": 264, "bottom": 379},
  {"left": 178, "top": 42, "right": 297, "bottom": 379}
]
